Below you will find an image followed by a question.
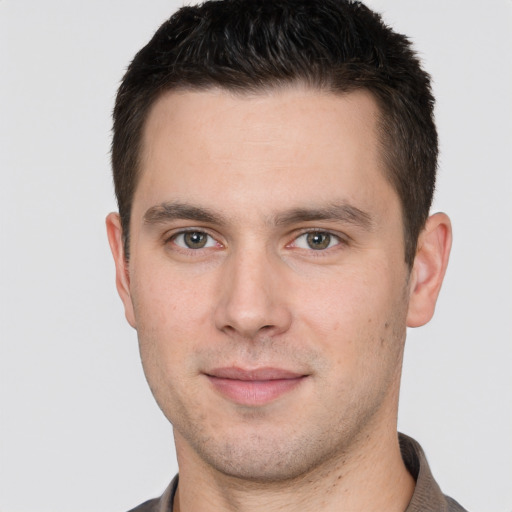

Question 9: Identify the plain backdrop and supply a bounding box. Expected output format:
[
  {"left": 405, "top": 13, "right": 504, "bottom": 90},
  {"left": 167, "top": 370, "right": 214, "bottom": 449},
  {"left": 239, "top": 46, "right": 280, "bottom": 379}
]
[{"left": 1, "top": 1, "right": 511, "bottom": 511}]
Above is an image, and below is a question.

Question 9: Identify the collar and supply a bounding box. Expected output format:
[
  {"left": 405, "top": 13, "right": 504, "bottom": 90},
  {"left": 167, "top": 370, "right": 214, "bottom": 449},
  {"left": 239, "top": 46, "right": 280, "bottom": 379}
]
[
  {"left": 140, "top": 433, "right": 467, "bottom": 512},
  {"left": 400, "top": 433, "right": 467, "bottom": 512}
]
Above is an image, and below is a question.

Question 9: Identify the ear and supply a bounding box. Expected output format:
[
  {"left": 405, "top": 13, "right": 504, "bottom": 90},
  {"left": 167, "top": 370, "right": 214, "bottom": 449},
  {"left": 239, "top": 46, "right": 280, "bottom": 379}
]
[
  {"left": 106, "top": 212, "right": 137, "bottom": 328},
  {"left": 407, "top": 212, "right": 452, "bottom": 328}
]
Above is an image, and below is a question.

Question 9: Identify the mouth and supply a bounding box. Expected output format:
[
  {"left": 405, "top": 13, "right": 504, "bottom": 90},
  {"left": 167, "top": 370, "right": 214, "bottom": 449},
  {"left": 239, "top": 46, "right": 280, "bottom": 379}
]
[{"left": 205, "top": 367, "right": 308, "bottom": 406}]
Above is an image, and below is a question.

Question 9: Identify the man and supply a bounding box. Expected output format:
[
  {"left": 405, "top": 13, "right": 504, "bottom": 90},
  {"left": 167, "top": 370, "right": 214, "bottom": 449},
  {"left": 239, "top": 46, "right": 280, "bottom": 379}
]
[{"left": 106, "top": 0, "right": 465, "bottom": 510}]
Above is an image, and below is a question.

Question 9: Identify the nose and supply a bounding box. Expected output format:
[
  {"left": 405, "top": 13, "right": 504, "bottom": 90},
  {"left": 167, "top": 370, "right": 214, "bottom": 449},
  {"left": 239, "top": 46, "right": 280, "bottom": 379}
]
[{"left": 214, "top": 248, "right": 292, "bottom": 340}]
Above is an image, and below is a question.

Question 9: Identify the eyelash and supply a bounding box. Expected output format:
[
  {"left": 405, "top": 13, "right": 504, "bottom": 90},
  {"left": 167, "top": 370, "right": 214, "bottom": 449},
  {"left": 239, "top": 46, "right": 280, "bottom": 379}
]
[
  {"left": 164, "top": 228, "right": 348, "bottom": 255},
  {"left": 167, "top": 229, "right": 222, "bottom": 252},
  {"left": 288, "top": 230, "right": 344, "bottom": 251}
]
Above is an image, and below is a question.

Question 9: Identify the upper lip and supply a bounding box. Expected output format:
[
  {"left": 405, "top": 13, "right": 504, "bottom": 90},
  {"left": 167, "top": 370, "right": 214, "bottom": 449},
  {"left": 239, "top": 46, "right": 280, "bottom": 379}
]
[{"left": 206, "top": 367, "right": 306, "bottom": 381}]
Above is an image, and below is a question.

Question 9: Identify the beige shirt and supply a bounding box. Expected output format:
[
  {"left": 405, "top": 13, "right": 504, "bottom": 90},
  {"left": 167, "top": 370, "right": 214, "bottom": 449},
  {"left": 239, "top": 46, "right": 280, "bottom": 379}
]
[{"left": 128, "top": 433, "right": 468, "bottom": 512}]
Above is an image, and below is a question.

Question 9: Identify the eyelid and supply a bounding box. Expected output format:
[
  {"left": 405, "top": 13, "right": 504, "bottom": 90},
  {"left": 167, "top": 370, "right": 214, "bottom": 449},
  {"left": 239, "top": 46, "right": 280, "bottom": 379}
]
[
  {"left": 165, "top": 228, "right": 223, "bottom": 250},
  {"left": 287, "top": 229, "right": 348, "bottom": 250},
  {"left": 162, "top": 226, "right": 348, "bottom": 252}
]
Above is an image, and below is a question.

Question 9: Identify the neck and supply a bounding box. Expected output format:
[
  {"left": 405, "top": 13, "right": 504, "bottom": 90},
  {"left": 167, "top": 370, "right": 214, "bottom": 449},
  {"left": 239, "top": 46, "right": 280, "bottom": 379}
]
[{"left": 174, "top": 429, "right": 415, "bottom": 512}]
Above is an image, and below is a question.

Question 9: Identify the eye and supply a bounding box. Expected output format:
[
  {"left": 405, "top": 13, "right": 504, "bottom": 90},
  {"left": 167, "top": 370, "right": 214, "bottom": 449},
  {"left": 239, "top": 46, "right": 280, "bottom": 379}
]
[
  {"left": 172, "top": 231, "right": 218, "bottom": 250},
  {"left": 292, "top": 231, "right": 340, "bottom": 250}
]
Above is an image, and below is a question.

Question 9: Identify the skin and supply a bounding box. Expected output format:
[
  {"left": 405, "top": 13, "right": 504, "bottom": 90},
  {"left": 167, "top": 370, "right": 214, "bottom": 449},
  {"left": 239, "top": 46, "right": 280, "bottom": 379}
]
[{"left": 107, "top": 87, "right": 452, "bottom": 511}]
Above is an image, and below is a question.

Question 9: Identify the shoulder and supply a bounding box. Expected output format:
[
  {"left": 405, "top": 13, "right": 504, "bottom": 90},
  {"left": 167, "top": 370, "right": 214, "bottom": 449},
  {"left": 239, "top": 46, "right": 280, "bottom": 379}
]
[
  {"left": 125, "top": 476, "right": 178, "bottom": 512},
  {"left": 399, "top": 433, "right": 469, "bottom": 512},
  {"left": 126, "top": 498, "right": 161, "bottom": 512},
  {"left": 445, "top": 495, "right": 469, "bottom": 512}
]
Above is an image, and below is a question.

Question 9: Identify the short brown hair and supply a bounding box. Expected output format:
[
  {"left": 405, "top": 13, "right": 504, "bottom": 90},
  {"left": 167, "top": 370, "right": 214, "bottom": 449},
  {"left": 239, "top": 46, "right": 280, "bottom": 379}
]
[{"left": 112, "top": 0, "right": 437, "bottom": 266}]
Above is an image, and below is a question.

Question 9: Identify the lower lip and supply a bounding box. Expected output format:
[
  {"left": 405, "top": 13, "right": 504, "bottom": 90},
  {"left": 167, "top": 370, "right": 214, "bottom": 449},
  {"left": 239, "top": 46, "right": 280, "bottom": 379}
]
[{"left": 207, "top": 376, "right": 305, "bottom": 406}]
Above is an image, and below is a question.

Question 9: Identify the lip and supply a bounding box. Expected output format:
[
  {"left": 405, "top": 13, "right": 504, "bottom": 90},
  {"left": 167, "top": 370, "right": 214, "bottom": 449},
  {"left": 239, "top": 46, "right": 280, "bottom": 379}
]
[{"left": 206, "top": 367, "right": 307, "bottom": 406}]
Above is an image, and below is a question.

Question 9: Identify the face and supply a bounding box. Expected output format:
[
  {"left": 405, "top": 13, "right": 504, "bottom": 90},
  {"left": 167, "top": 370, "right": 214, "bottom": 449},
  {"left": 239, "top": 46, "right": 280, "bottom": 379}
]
[{"left": 110, "top": 87, "right": 416, "bottom": 482}]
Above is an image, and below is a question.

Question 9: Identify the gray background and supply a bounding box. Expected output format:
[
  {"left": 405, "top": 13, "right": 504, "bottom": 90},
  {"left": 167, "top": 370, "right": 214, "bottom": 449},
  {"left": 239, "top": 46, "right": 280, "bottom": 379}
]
[{"left": 1, "top": 1, "right": 511, "bottom": 511}]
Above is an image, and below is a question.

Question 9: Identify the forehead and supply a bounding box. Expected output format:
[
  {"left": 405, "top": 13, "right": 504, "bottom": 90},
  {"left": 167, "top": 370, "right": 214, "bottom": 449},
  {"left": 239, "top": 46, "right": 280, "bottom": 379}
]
[
  {"left": 142, "top": 86, "right": 381, "bottom": 155},
  {"left": 135, "top": 86, "right": 395, "bottom": 220}
]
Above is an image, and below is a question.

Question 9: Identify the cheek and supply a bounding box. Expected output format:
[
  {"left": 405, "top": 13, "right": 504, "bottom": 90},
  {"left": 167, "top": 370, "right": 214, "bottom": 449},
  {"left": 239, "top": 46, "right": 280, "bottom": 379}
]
[
  {"left": 130, "top": 270, "right": 217, "bottom": 423},
  {"left": 298, "top": 268, "right": 391, "bottom": 332},
  {"left": 296, "top": 265, "right": 406, "bottom": 368},
  {"left": 131, "top": 266, "right": 215, "bottom": 375}
]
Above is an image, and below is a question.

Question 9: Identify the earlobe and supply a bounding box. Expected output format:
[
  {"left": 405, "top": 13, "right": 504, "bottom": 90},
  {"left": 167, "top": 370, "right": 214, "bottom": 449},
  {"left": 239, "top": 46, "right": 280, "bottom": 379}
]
[
  {"left": 406, "top": 212, "right": 452, "bottom": 328},
  {"left": 106, "top": 212, "right": 137, "bottom": 328}
]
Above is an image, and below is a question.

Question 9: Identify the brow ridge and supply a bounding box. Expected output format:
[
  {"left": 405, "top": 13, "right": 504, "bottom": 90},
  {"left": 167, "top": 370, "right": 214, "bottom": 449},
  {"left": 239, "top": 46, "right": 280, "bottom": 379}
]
[
  {"left": 143, "top": 202, "right": 224, "bottom": 225},
  {"left": 273, "top": 204, "right": 374, "bottom": 230},
  {"left": 143, "top": 200, "right": 374, "bottom": 230}
]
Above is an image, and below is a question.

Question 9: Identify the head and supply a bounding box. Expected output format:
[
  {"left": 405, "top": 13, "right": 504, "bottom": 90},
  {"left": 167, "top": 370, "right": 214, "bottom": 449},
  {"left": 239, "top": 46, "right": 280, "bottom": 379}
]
[
  {"left": 107, "top": 0, "right": 451, "bottom": 486},
  {"left": 112, "top": 0, "right": 438, "bottom": 267}
]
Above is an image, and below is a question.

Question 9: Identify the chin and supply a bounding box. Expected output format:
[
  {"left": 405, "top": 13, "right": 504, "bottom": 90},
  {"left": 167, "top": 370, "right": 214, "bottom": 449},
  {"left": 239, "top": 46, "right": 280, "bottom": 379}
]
[
  {"left": 204, "top": 450, "right": 315, "bottom": 483},
  {"left": 178, "top": 421, "right": 345, "bottom": 484}
]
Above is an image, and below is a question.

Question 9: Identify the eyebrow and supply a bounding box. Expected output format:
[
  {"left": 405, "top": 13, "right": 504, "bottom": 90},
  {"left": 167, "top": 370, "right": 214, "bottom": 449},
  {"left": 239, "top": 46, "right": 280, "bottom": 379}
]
[
  {"left": 273, "top": 204, "right": 374, "bottom": 231},
  {"left": 143, "top": 201, "right": 374, "bottom": 231},
  {"left": 144, "top": 202, "right": 226, "bottom": 225}
]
